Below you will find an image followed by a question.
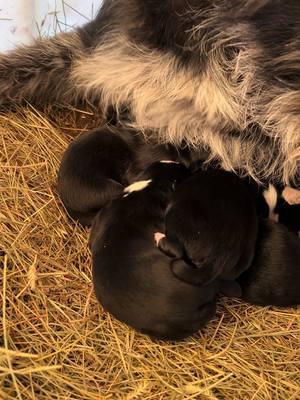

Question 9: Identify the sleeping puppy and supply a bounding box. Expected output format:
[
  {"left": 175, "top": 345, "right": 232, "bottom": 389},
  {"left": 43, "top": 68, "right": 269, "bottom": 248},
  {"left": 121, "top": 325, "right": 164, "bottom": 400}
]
[
  {"left": 57, "top": 126, "right": 137, "bottom": 226},
  {"left": 221, "top": 183, "right": 300, "bottom": 305},
  {"left": 276, "top": 186, "right": 300, "bottom": 236},
  {"left": 247, "top": 182, "right": 300, "bottom": 235},
  {"left": 58, "top": 124, "right": 208, "bottom": 226},
  {"left": 89, "top": 162, "right": 219, "bottom": 340},
  {"left": 237, "top": 220, "right": 300, "bottom": 306},
  {"left": 158, "top": 168, "right": 258, "bottom": 286}
]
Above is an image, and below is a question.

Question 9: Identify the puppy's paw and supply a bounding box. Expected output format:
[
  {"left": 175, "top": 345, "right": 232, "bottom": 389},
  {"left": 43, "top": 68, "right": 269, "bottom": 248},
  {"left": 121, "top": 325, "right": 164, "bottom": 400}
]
[
  {"left": 171, "top": 259, "right": 217, "bottom": 286},
  {"left": 158, "top": 236, "right": 184, "bottom": 258}
]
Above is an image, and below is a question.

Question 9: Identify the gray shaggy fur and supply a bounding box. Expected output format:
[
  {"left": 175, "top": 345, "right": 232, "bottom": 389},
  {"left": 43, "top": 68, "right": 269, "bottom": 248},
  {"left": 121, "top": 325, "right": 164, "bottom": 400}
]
[{"left": 0, "top": 0, "right": 299, "bottom": 185}]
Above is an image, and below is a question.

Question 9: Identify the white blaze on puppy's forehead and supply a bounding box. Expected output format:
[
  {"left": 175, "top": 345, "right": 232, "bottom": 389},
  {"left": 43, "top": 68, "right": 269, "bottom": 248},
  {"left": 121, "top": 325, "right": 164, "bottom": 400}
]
[
  {"left": 282, "top": 186, "right": 300, "bottom": 205},
  {"left": 263, "top": 184, "right": 278, "bottom": 221},
  {"left": 124, "top": 179, "right": 152, "bottom": 194},
  {"left": 159, "top": 160, "right": 180, "bottom": 164}
]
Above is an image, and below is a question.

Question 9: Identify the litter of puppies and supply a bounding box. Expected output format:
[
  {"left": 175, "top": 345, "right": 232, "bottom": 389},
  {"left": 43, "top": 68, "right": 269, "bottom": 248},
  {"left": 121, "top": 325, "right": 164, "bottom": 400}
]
[
  {"left": 2, "top": 108, "right": 299, "bottom": 399},
  {"left": 58, "top": 126, "right": 300, "bottom": 340}
]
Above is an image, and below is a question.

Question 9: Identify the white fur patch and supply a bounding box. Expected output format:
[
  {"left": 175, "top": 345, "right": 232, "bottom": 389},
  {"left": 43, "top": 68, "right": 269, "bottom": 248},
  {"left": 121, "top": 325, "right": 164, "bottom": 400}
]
[
  {"left": 159, "top": 160, "right": 179, "bottom": 164},
  {"left": 72, "top": 34, "right": 299, "bottom": 184},
  {"left": 282, "top": 186, "right": 300, "bottom": 205},
  {"left": 124, "top": 179, "right": 152, "bottom": 194},
  {"left": 154, "top": 232, "right": 165, "bottom": 246},
  {"left": 263, "top": 184, "right": 279, "bottom": 222}
]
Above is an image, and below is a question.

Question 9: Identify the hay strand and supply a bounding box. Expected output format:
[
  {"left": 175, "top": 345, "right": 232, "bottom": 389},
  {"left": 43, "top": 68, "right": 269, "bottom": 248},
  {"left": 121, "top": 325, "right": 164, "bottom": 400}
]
[{"left": 0, "top": 108, "right": 299, "bottom": 399}]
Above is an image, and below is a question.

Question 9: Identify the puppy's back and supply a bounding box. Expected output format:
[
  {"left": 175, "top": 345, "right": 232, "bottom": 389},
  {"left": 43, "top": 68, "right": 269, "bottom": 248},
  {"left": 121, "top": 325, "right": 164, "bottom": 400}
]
[
  {"left": 165, "top": 168, "right": 258, "bottom": 285},
  {"left": 239, "top": 221, "right": 300, "bottom": 306}
]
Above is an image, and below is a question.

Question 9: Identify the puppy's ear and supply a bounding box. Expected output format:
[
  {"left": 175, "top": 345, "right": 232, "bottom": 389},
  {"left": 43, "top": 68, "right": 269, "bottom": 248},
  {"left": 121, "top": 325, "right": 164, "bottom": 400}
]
[
  {"left": 158, "top": 236, "right": 184, "bottom": 258},
  {"left": 171, "top": 259, "right": 219, "bottom": 286},
  {"left": 220, "top": 281, "right": 242, "bottom": 298}
]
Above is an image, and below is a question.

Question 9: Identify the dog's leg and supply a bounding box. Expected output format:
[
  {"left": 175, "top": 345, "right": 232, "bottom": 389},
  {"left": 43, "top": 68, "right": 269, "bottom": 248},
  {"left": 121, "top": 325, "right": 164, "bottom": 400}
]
[
  {"left": 0, "top": 30, "right": 88, "bottom": 109},
  {"left": 158, "top": 236, "right": 184, "bottom": 258}
]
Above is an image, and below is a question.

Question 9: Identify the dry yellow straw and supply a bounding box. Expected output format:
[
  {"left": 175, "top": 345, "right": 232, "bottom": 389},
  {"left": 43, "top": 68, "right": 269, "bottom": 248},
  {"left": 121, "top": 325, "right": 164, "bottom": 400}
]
[{"left": 0, "top": 107, "right": 299, "bottom": 399}]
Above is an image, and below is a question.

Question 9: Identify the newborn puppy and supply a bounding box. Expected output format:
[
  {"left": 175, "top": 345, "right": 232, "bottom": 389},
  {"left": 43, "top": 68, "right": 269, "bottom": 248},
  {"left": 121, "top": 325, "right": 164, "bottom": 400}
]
[
  {"left": 89, "top": 162, "right": 219, "bottom": 340},
  {"left": 158, "top": 168, "right": 258, "bottom": 286},
  {"left": 58, "top": 126, "right": 137, "bottom": 226},
  {"left": 238, "top": 220, "right": 300, "bottom": 306},
  {"left": 276, "top": 186, "right": 300, "bottom": 236},
  {"left": 248, "top": 182, "right": 300, "bottom": 235},
  {"left": 57, "top": 122, "right": 206, "bottom": 226}
]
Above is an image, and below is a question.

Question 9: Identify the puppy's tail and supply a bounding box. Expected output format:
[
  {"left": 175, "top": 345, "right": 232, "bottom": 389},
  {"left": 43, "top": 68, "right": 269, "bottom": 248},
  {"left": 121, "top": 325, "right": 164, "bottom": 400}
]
[{"left": 0, "top": 29, "right": 86, "bottom": 109}]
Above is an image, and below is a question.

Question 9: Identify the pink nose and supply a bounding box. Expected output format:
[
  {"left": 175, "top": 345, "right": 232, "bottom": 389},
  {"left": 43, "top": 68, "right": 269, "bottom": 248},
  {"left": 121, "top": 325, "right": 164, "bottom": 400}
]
[{"left": 154, "top": 232, "right": 165, "bottom": 246}]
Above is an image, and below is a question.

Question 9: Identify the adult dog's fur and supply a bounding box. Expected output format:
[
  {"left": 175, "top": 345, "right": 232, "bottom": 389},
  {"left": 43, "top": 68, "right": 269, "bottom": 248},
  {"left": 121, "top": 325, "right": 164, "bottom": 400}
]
[
  {"left": 89, "top": 162, "right": 219, "bottom": 340},
  {"left": 0, "top": 1, "right": 300, "bottom": 184},
  {"left": 223, "top": 183, "right": 300, "bottom": 305}
]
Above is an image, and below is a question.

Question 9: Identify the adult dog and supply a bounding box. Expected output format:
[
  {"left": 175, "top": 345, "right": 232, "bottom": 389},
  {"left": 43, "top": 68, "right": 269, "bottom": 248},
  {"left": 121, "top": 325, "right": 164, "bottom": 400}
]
[{"left": 0, "top": 0, "right": 299, "bottom": 184}]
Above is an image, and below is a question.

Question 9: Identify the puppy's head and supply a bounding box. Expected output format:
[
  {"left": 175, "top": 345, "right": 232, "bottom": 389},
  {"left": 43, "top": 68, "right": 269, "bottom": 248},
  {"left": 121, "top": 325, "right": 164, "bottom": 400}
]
[{"left": 137, "top": 161, "right": 190, "bottom": 192}]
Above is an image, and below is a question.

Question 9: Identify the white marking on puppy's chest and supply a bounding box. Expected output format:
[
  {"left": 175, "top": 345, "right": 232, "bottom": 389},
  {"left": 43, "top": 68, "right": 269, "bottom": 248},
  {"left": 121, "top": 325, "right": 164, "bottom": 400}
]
[
  {"left": 263, "top": 184, "right": 278, "bottom": 222},
  {"left": 124, "top": 179, "right": 152, "bottom": 194},
  {"left": 159, "top": 160, "right": 179, "bottom": 164}
]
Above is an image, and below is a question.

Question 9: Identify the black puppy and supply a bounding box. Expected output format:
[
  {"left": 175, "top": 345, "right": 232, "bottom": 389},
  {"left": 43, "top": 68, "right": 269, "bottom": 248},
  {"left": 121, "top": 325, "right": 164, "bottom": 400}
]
[
  {"left": 238, "top": 220, "right": 300, "bottom": 306},
  {"left": 158, "top": 168, "right": 258, "bottom": 286},
  {"left": 246, "top": 181, "right": 300, "bottom": 235},
  {"left": 89, "top": 162, "right": 219, "bottom": 340},
  {"left": 57, "top": 126, "right": 137, "bottom": 226},
  {"left": 58, "top": 124, "right": 209, "bottom": 226},
  {"left": 221, "top": 183, "right": 300, "bottom": 306}
]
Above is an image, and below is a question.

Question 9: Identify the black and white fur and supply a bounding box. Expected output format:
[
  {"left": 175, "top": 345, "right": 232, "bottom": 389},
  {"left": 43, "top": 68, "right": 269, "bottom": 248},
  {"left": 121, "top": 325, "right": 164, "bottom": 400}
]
[
  {"left": 249, "top": 182, "right": 300, "bottom": 235},
  {"left": 276, "top": 186, "right": 300, "bottom": 236},
  {"left": 89, "top": 162, "right": 219, "bottom": 340},
  {"left": 158, "top": 168, "right": 258, "bottom": 286},
  {"left": 224, "top": 182, "right": 300, "bottom": 306},
  {"left": 0, "top": 1, "right": 299, "bottom": 185},
  {"left": 57, "top": 124, "right": 205, "bottom": 226}
]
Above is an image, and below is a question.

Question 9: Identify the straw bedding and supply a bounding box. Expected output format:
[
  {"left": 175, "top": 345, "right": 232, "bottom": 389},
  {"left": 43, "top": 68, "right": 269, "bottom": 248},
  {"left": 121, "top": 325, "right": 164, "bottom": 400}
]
[{"left": 0, "top": 107, "right": 299, "bottom": 400}]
